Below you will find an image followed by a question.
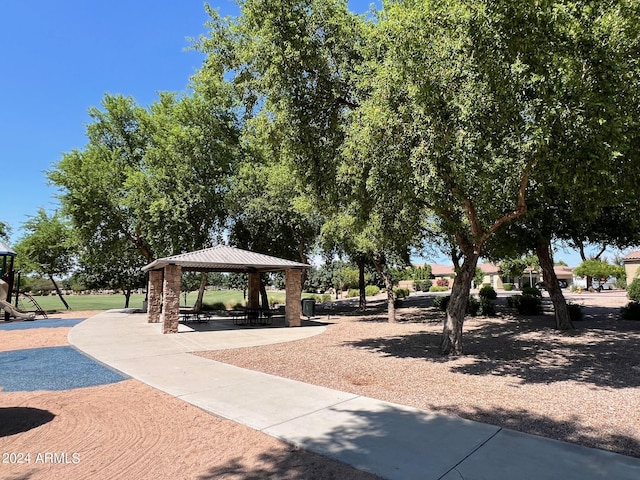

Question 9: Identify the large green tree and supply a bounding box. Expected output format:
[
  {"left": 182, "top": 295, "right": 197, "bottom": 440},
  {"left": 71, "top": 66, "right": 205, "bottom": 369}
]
[
  {"left": 49, "top": 90, "right": 239, "bottom": 292},
  {"left": 14, "top": 209, "right": 75, "bottom": 309}
]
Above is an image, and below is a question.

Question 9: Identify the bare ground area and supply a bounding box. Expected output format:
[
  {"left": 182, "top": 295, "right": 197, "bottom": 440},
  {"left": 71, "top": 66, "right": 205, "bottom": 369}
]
[
  {"left": 197, "top": 292, "right": 640, "bottom": 459},
  {"left": 0, "top": 311, "right": 381, "bottom": 480}
]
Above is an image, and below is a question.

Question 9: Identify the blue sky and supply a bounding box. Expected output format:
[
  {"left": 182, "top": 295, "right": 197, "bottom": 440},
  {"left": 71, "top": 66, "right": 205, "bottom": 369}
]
[{"left": 0, "top": 1, "right": 616, "bottom": 266}]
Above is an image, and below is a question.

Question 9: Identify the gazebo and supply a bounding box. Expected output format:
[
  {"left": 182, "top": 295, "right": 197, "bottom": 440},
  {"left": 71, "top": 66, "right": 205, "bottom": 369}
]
[{"left": 141, "top": 245, "right": 311, "bottom": 334}]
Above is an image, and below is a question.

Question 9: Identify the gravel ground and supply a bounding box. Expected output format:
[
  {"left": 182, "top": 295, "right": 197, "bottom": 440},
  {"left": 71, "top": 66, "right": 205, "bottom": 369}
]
[
  {"left": 197, "top": 292, "right": 640, "bottom": 458},
  {"left": 0, "top": 311, "right": 381, "bottom": 480}
]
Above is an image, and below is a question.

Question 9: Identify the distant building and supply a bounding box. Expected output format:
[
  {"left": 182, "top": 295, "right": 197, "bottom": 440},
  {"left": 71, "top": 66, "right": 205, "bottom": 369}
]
[{"left": 623, "top": 250, "right": 640, "bottom": 283}]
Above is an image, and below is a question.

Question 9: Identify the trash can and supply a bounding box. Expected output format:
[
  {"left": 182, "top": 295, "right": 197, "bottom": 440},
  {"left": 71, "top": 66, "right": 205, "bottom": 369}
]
[{"left": 301, "top": 298, "right": 316, "bottom": 319}]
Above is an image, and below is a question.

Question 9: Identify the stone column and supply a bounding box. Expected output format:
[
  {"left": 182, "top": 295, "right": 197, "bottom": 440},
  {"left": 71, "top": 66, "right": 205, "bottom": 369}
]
[
  {"left": 147, "top": 270, "right": 163, "bottom": 323},
  {"left": 161, "top": 264, "right": 182, "bottom": 334},
  {"left": 285, "top": 269, "right": 302, "bottom": 327},
  {"left": 248, "top": 273, "right": 261, "bottom": 309}
]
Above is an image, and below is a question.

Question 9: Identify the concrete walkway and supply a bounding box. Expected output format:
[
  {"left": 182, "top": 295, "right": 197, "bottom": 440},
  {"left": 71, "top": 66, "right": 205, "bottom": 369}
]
[{"left": 69, "top": 310, "right": 640, "bottom": 480}]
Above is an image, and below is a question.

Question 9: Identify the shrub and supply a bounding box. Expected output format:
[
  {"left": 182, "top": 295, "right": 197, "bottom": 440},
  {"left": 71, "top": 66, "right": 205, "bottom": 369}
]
[
  {"left": 429, "top": 285, "right": 449, "bottom": 293},
  {"left": 522, "top": 286, "right": 542, "bottom": 297},
  {"left": 432, "top": 295, "right": 450, "bottom": 311},
  {"left": 436, "top": 278, "right": 449, "bottom": 287},
  {"left": 506, "top": 295, "right": 519, "bottom": 308},
  {"left": 567, "top": 302, "right": 583, "bottom": 322},
  {"left": 480, "top": 298, "right": 496, "bottom": 316},
  {"left": 621, "top": 301, "right": 640, "bottom": 320},
  {"left": 479, "top": 285, "right": 497, "bottom": 300},
  {"left": 394, "top": 287, "right": 410, "bottom": 299},
  {"left": 466, "top": 296, "right": 480, "bottom": 316},
  {"left": 413, "top": 279, "right": 433, "bottom": 292},
  {"left": 627, "top": 279, "right": 640, "bottom": 302},
  {"left": 311, "top": 294, "right": 332, "bottom": 304},
  {"left": 518, "top": 294, "right": 543, "bottom": 315},
  {"left": 507, "top": 294, "right": 543, "bottom": 315},
  {"left": 346, "top": 289, "right": 359, "bottom": 298},
  {"left": 365, "top": 285, "right": 381, "bottom": 297},
  {"left": 503, "top": 283, "right": 513, "bottom": 291},
  {"left": 202, "top": 301, "right": 227, "bottom": 311}
]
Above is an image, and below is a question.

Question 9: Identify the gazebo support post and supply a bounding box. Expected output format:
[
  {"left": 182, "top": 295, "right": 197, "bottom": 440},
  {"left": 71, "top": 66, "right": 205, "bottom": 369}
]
[
  {"left": 285, "top": 269, "right": 302, "bottom": 327},
  {"left": 248, "top": 273, "right": 261, "bottom": 309},
  {"left": 147, "top": 269, "right": 163, "bottom": 323},
  {"left": 162, "top": 264, "right": 182, "bottom": 334}
]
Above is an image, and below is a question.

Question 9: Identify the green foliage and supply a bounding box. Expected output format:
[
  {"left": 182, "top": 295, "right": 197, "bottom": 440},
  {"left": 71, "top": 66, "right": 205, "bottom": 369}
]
[
  {"left": 365, "top": 285, "right": 380, "bottom": 297},
  {"left": 503, "top": 283, "right": 513, "bottom": 291},
  {"left": 574, "top": 260, "right": 620, "bottom": 282},
  {"left": 466, "top": 297, "right": 480, "bottom": 316},
  {"left": 522, "top": 286, "right": 542, "bottom": 298},
  {"left": 393, "top": 287, "right": 409, "bottom": 299},
  {"left": 627, "top": 279, "right": 640, "bottom": 302},
  {"left": 346, "top": 289, "right": 359, "bottom": 298},
  {"left": 429, "top": 286, "right": 449, "bottom": 293},
  {"left": 480, "top": 298, "right": 496, "bottom": 316},
  {"left": 411, "top": 265, "right": 432, "bottom": 280},
  {"left": 432, "top": 295, "right": 450, "bottom": 312},
  {"left": 621, "top": 302, "right": 640, "bottom": 320},
  {"left": 202, "top": 301, "right": 227, "bottom": 311},
  {"left": 474, "top": 268, "right": 484, "bottom": 288},
  {"left": 508, "top": 294, "right": 543, "bottom": 315},
  {"left": 312, "top": 294, "right": 332, "bottom": 304},
  {"left": 413, "top": 279, "right": 433, "bottom": 292},
  {"left": 567, "top": 303, "right": 583, "bottom": 322},
  {"left": 479, "top": 285, "right": 497, "bottom": 300},
  {"left": 14, "top": 209, "right": 75, "bottom": 278},
  {"left": 0, "top": 221, "right": 10, "bottom": 241}
]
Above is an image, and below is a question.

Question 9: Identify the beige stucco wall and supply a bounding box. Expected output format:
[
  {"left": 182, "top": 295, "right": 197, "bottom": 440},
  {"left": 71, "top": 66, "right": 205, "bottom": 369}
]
[{"left": 625, "top": 261, "right": 640, "bottom": 284}]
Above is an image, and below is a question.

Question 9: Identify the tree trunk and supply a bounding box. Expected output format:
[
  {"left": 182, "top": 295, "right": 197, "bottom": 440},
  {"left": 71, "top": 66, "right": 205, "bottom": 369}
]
[
  {"left": 124, "top": 288, "right": 131, "bottom": 308},
  {"left": 49, "top": 274, "right": 70, "bottom": 310},
  {"left": 194, "top": 274, "right": 208, "bottom": 311},
  {"left": 373, "top": 257, "right": 395, "bottom": 323},
  {"left": 357, "top": 258, "right": 366, "bottom": 312},
  {"left": 260, "top": 277, "right": 270, "bottom": 309},
  {"left": 441, "top": 253, "right": 479, "bottom": 356},
  {"left": 537, "top": 241, "right": 573, "bottom": 330}
]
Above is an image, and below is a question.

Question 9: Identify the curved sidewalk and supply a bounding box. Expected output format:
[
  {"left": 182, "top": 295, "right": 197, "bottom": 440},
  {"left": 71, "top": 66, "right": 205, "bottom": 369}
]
[{"left": 70, "top": 310, "right": 640, "bottom": 480}]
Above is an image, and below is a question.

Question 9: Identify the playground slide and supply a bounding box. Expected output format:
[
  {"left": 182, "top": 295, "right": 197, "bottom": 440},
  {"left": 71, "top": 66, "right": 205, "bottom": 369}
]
[
  {"left": 0, "top": 278, "right": 35, "bottom": 320},
  {"left": 0, "top": 299, "right": 35, "bottom": 320}
]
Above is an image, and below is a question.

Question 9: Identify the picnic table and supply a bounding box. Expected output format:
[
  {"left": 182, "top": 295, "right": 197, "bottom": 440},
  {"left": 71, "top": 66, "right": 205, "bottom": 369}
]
[{"left": 232, "top": 308, "right": 275, "bottom": 326}]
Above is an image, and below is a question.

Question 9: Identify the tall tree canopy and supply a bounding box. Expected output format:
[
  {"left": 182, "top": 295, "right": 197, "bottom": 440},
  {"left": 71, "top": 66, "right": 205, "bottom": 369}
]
[{"left": 48, "top": 90, "right": 240, "bottom": 271}]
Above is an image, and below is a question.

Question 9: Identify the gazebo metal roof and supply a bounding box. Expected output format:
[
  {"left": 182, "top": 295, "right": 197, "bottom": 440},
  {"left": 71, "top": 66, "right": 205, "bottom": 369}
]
[
  {"left": 0, "top": 242, "right": 16, "bottom": 257},
  {"left": 141, "top": 245, "right": 310, "bottom": 273}
]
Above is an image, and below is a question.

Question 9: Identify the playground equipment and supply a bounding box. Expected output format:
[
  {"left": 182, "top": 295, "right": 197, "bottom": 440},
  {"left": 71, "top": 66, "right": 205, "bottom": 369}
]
[{"left": 0, "top": 241, "right": 43, "bottom": 320}]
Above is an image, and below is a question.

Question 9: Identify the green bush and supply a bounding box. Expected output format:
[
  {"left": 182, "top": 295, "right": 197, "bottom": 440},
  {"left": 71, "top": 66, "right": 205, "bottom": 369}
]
[
  {"left": 466, "top": 296, "right": 480, "bottom": 316},
  {"left": 202, "top": 301, "right": 227, "bottom": 311},
  {"left": 503, "top": 283, "right": 513, "bottom": 291},
  {"left": 429, "top": 285, "right": 449, "bottom": 293},
  {"left": 433, "top": 295, "right": 450, "bottom": 311},
  {"left": 567, "top": 302, "right": 583, "bottom": 322},
  {"left": 480, "top": 298, "right": 496, "bottom": 316},
  {"left": 507, "top": 294, "right": 543, "bottom": 315},
  {"left": 522, "top": 286, "right": 542, "bottom": 297},
  {"left": 312, "top": 294, "right": 332, "bottom": 304},
  {"left": 621, "top": 301, "right": 640, "bottom": 320},
  {"left": 627, "top": 279, "right": 640, "bottom": 302},
  {"left": 413, "top": 279, "right": 433, "bottom": 292},
  {"left": 394, "top": 287, "right": 410, "bottom": 299},
  {"left": 347, "top": 289, "right": 359, "bottom": 298},
  {"left": 365, "top": 285, "right": 381, "bottom": 297},
  {"left": 479, "top": 285, "right": 497, "bottom": 300}
]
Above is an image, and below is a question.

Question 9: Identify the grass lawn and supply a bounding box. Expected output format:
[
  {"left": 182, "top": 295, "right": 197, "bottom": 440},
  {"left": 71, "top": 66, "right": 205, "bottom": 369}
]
[{"left": 22, "top": 289, "right": 298, "bottom": 313}]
